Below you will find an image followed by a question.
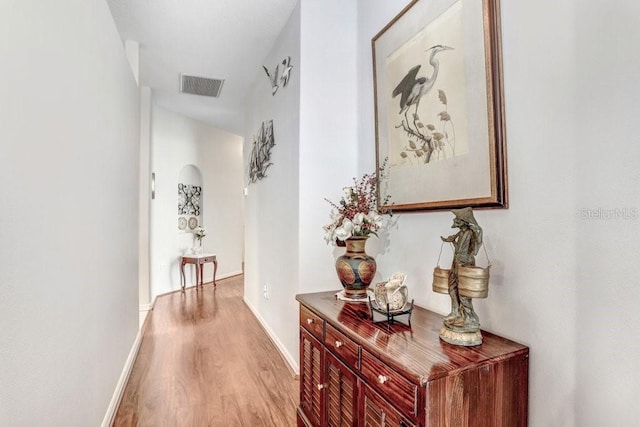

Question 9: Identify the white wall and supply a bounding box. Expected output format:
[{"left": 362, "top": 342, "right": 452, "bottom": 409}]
[
  {"left": 243, "top": 1, "right": 302, "bottom": 369},
  {"left": 355, "top": 0, "right": 639, "bottom": 426},
  {"left": 243, "top": 0, "right": 361, "bottom": 372},
  {"left": 139, "top": 87, "right": 152, "bottom": 314},
  {"left": 574, "top": 2, "right": 640, "bottom": 426},
  {"left": 150, "top": 106, "right": 244, "bottom": 297},
  {"left": 360, "top": 2, "right": 577, "bottom": 426},
  {"left": 244, "top": 0, "right": 638, "bottom": 425},
  {"left": 360, "top": 2, "right": 577, "bottom": 424},
  {"left": 298, "top": 0, "right": 360, "bottom": 295},
  {"left": 0, "top": 0, "right": 140, "bottom": 425}
]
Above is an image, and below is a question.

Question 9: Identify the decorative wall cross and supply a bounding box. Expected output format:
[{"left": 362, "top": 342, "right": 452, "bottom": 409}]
[{"left": 178, "top": 183, "right": 201, "bottom": 215}]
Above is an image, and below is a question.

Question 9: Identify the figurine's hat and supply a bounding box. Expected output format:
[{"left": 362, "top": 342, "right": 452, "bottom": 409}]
[{"left": 452, "top": 207, "right": 478, "bottom": 225}]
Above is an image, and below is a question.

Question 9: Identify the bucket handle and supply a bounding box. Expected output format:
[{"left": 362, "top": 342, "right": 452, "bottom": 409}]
[
  {"left": 436, "top": 241, "right": 455, "bottom": 268},
  {"left": 482, "top": 243, "right": 492, "bottom": 268},
  {"left": 437, "top": 241, "right": 492, "bottom": 267}
]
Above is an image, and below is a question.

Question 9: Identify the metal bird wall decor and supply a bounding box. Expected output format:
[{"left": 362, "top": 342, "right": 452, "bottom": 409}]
[
  {"left": 280, "top": 56, "right": 292, "bottom": 87},
  {"left": 262, "top": 64, "right": 279, "bottom": 96},
  {"left": 262, "top": 56, "right": 293, "bottom": 96},
  {"left": 248, "top": 120, "right": 275, "bottom": 183}
]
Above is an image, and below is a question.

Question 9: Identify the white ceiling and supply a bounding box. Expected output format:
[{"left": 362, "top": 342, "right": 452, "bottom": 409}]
[{"left": 106, "top": 0, "right": 298, "bottom": 135}]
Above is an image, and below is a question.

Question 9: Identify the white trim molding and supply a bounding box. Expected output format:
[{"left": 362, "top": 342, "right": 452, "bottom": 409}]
[
  {"left": 101, "top": 330, "right": 143, "bottom": 427},
  {"left": 243, "top": 296, "right": 299, "bottom": 378},
  {"left": 217, "top": 270, "right": 243, "bottom": 281}
]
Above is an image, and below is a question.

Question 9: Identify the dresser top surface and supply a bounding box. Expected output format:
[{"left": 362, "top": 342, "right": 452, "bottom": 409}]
[{"left": 296, "top": 291, "right": 528, "bottom": 385}]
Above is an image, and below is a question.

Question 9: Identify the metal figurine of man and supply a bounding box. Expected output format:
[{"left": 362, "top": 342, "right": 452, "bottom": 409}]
[{"left": 440, "top": 207, "right": 483, "bottom": 344}]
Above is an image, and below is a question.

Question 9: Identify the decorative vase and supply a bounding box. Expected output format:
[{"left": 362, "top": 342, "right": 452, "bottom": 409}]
[
  {"left": 191, "top": 239, "right": 203, "bottom": 254},
  {"left": 335, "top": 236, "right": 376, "bottom": 299}
]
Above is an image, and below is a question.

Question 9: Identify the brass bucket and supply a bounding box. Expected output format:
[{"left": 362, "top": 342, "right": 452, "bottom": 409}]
[
  {"left": 458, "top": 265, "right": 490, "bottom": 298},
  {"left": 432, "top": 267, "right": 450, "bottom": 294}
]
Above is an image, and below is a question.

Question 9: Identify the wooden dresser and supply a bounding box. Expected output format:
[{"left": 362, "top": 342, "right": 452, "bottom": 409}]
[{"left": 296, "top": 291, "right": 528, "bottom": 427}]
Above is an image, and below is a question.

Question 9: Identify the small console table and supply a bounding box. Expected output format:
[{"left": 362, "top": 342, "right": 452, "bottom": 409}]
[{"left": 180, "top": 253, "right": 217, "bottom": 291}]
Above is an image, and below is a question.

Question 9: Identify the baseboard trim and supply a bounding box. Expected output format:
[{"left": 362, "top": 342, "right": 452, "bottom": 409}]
[
  {"left": 217, "top": 270, "right": 243, "bottom": 280},
  {"left": 243, "top": 296, "right": 300, "bottom": 378},
  {"left": 139, "top": 299, "right": 155, "bottom": 312},
  {"left": 138, "top": 297, "right": 156, "bottom": 331},
  {"left": 101, "top": 328, "right": 143, "bottom": 427},
  {"left": 157, "top": 271, "right": 246, "bottom": 297}
]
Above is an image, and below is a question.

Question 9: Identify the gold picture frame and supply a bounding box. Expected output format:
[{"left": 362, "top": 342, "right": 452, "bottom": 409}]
[{"left": 373, "top": 0, "right": 507, "bottom": 212}]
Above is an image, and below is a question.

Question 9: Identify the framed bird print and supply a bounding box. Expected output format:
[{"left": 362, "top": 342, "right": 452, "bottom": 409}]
[{"left": 373, "top": 0, "right": 507, "bottom": 212}]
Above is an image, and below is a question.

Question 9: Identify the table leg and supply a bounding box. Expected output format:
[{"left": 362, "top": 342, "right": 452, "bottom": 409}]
[
  {"left": 180, "top": 260, "right": 186, "bottom": 291},
  {"left": 199, "top": 264, "right": 204, "bottom": 287},
  {"left": 213, "top": 257, "right": 218, "bottom": 287}
]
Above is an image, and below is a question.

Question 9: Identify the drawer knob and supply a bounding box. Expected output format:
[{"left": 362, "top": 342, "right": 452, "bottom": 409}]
[
  {"left": 306, "top": 318, "right": 314, "bottom": 325},
  {"left": 377, "top": 375, "right": 388, "bottom": 384},
  {"left": 335, "top": 340, "right": 344, "bottom": 348},
  {"left": 316, "top": 383, "right": 325, "bottom": 390}
]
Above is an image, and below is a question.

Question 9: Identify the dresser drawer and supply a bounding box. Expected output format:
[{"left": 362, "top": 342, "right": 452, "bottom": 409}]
[
  {"left": 300, "top": 305, "right": 324, "bottom": 341},
  {"left": 325, "top": 323, "right": 360, "bottom": 370},
  {"left": 200, "top": 255, "right": 215, "bottom": 263},
  {"left": 363, "top": 384, "right": 416, "bottom": 427},
  {"left": 361, "top": 349, "right": 418, "bottom": 418}
]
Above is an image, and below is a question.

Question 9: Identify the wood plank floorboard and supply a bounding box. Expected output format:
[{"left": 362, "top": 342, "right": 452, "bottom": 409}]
[{"left": 113, "top": 275, "right": 298, "bottom": 427}]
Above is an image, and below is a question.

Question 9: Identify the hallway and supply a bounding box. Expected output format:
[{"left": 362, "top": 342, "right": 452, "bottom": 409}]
[{"left": 113, "top": 276, "right": 298, "bottom": 426}]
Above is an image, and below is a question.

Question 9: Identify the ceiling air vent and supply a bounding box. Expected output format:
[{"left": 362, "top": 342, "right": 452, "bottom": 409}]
[{"left": 180, "top": 74, "right": 224, "bottom": 97}]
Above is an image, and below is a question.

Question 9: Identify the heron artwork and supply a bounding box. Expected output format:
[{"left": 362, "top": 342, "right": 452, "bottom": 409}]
[{"left": 392, "top": 45, "right": 455, "bottom": 164}]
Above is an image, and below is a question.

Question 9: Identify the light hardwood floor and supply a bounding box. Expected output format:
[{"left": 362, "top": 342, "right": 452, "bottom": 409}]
[{"left": 113, "top": 275, "right": 299, "bottom": 426}]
